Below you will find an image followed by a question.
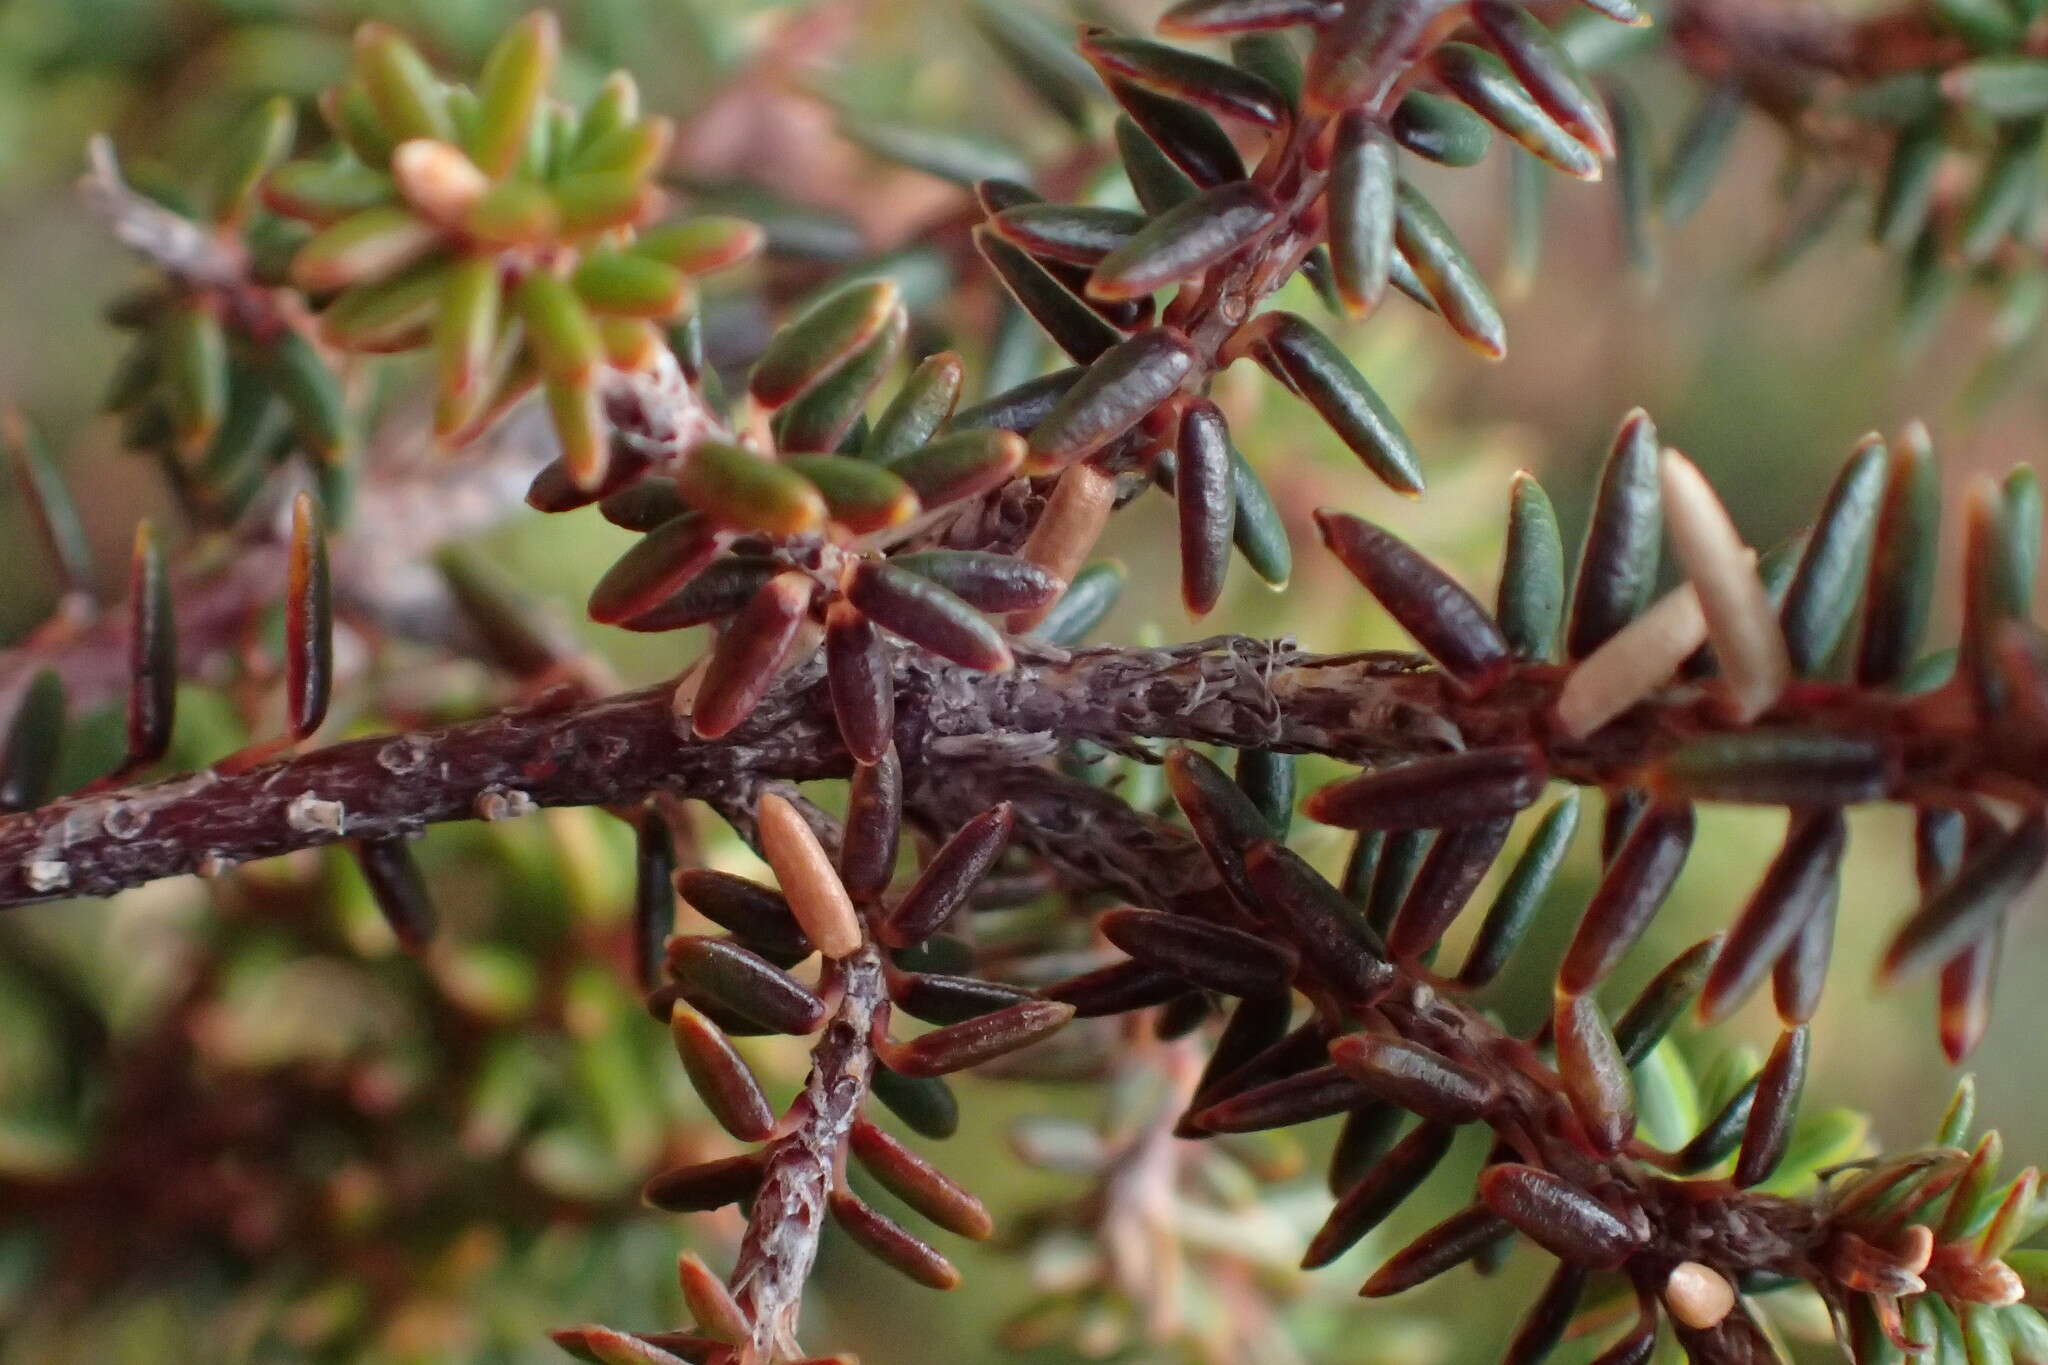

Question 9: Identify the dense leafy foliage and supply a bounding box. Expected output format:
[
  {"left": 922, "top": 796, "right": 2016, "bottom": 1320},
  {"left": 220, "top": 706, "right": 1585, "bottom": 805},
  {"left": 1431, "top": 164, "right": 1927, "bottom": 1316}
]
[{"left": 0, "top": 2, "right": 2045, "bottom": 1363}]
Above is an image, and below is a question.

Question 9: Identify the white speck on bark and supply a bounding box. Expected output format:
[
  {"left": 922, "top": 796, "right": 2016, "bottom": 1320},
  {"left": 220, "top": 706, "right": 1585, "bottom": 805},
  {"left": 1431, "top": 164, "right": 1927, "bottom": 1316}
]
[
  {"left": 25, "top": 860, "right": 69, "bottom": 892},
  {"left": 286, "top": 792, "right": 345, "bottom": 835},
  {"left": 475, "top": 788, "right": 536, "bottom": 821}
]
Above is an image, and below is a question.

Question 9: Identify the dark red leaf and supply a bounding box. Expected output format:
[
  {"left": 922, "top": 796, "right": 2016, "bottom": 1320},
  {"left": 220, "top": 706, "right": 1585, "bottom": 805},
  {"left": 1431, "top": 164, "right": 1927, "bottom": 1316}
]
[
  {"left": 1328, "top": 1033, "right": 1496, "bottom": 1123},
  {"left": 840, "top": 748, "right": 902, "bottom": 902},
  {"left": 1244, "top": 840, "right": 1397, "bottom": 999},
  {"left": 886, "top": 999, "right": 1075, "bottom": 1076},
  {"left": 1360, "top": 1203, "right": 1509, "bottom": 1296},
  {"left": 1478, "top": 1164, "right": 1644, "bottom": 1266},
  {"left": 826, "top": 601, "right": 895, "bottom": 766},
  {"left": 1314, "top": 509, "right": 1510, "bottom": 694},
  {"left": 1305, "top": 1120, "right": 1455, "bottom": 1268},
  {"left": 1698, "top": 809, "right": 1845, "bottom": 1023},
  {"left": 1556, "top": 802, "right": 1695, "bottom": 995},
  {"left": 1307, "top": 745, "right": 1548, "bottom": 831},
  {"left": 882, "top": 803, "right": 1014, "bottom": 947},
  {"left": 1733, "top": 1025, "right": 1808, "bottom": 1187},
  {"left": 691, "top": 572, "right": 815, "bottom": 740},
  {"left": 1385, "top": 816, "right": 1514, "bottom": 962},
  {"left": 1099, "top": 905, "right": 1294, "bottom": 997},
  {"left": 643, "top": 1152, "right": 765, "bottom": 1212},
  {"left": 1192, "top": 1062, "right": 1370, "bottom": 1133}
]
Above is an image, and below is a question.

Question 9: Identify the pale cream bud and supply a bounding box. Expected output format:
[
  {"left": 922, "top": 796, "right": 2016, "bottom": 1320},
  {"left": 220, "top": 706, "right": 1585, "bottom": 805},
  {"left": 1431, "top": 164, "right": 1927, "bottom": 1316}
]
[{"left": 1663, "top": 1260, "right": 1735, "bottom": 1330}]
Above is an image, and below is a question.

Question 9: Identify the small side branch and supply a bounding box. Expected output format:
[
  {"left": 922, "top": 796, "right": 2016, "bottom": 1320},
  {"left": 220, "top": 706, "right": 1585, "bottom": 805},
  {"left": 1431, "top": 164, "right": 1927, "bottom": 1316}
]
[
  {"left": 908, "top": 759, "right": 1836, "bottom": 1286},
  {"left": 729, "top": 943, "right": 887, "bottom": 1360},
  {"left": 76, "top": 137, "right": 248, "bottom": 290},
  {"left": 0, "top": 406, "right": 557, "bottom": 723}
]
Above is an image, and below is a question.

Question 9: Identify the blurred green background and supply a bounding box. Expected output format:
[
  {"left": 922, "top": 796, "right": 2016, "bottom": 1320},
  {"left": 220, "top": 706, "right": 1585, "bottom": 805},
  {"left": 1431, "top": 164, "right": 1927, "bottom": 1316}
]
[{"left": 0, "top": 1, "right": 2043, "bottom": 1362}]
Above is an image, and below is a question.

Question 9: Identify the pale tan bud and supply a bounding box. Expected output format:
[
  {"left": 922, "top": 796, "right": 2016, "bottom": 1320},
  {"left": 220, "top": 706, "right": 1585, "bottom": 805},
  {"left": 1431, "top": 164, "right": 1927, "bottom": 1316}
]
[{"left": 1662, "top": 1260, "right": 1735, "bottom": 1330}]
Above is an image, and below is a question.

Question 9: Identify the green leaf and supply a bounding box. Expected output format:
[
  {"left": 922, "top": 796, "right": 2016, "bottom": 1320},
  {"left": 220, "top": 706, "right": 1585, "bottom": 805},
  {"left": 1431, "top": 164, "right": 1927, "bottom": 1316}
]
[
  {"left": 208, "top": 97, "right": 297, "bottom": 226},
  {"left": 1961, "top": 118, "right": 2046, "bottom": 264},
  {"left": 974, "top": 228, "right": 1124, "bottom": 365},
  {"left": 676, "top": 443, "right": 828, "bottom": 537},
  {"left": 432, "top": 256, "right": 502, "bottom": 436},
  {"left": 0, "top": 670, "right": 65, "bottom": 813},
  {"left": 515, "top": 270, "right": 605, "bottom": 382},
  {"left": 1088, "top": 182, "right": 1280, "bottom": 300},
  {"left": 750, "top": 279, "right": 903, "bottom": 408},
  {"left": 1114, "top": 114, "right": 1202, "bottom": 214},
  {"left": 163, "top": 303, "right": 229, "bottom": 454},
  {"left": 1229, "top": 441, "right": 1292, "bottom": 587},
  {"left": 1252, "top": 311, "right": 1424, "bottom": 494},
  {"left": 1394, "top": 182, "right": 1505, "bottom": 358},
  {"left": 1496, "top": 470, "right": 1564, "bottom": 661},
  {"left": 1753, "top": 1107, "right": 1869, "bottom": 1195},
  {"left": 353, "top": 22, "right": 455, "bottom": 145},
  {"left": 787, "top": 455, "right": 919, "bottom": 533},
  {"left": 1458, "top": 793, "right": 1581, "bottom": 988},
  {"left": 967, "top": 0, "right": 1099, "bottom": 131},
  {"left": 1658, "top": 83, "right": 1743, "bottom": 227},
  {"left": 1633, "top": 1038, "right": 1701, "bottom": 1152},
  {"left": 632, "top": 217, "right": 765, "bottom": 275},
  {"left": 1231, "top": 33, "right": 1304, "bottom": 108},
  {"left": 1856, "top": 425, "right": 1942, "bottom": 686},
  {"left": 1431, "top": 43, "right": 1599, "bottom": 179},
  {"left": 470, "top": 11, "right": 559, "bottom": 177},
  {"left": 292, "top": 205, "right": 440, "bottom": 294},
  {"left": 1931, "top": 0, "right": 2026, "bottom": 53},
  {"left": 1327, "top": 111, "right": 1398, "bottom": 315},
  {"left": 866, "top": 352, "right": 964, "bottom": 465},
  {"left": 1607, "top": 83, "right": 1658, "bottom": 281},
  {"left": 573, "top": 251, "right": 692, "bottom": 319},
  {"left": 1391, "top": 91, "right": 1492, "bottom": 167},
  {"left": 4, "top": 412, "right": 94, "bottom": 595},
  {"left": 1874, "top": 119, "right": 1944, "bottom": 251},
  {"left": 1030, "top": 559, "right": 1126, "bottom": 644},
  {"left": 839, "top": 115, "right": 1033, "bottom": 188},
  {"left": 1024, "top": 327, "right": 1198, "bottom": 472},
  {"left": 772, "top": 309, "right": 907, "bottom": 454},
  {"left": 1780, "top": 435, "right": 1889, "bottom": 676}
]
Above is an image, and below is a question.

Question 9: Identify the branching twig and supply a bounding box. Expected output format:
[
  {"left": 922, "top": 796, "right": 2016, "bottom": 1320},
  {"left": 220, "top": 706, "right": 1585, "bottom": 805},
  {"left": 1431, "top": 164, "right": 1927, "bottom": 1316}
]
[
  {"left": 2, "top": 636, "right": 2034, "bottom": 907},
  {"left": 729, "top": 942, "right": 887, "bottom": 1361},
  {"left": 76, "top": 136, "right": 250, "bottom": 293},
  {"left": 0, "top": 406, "right": 557, "bottom": 721}
]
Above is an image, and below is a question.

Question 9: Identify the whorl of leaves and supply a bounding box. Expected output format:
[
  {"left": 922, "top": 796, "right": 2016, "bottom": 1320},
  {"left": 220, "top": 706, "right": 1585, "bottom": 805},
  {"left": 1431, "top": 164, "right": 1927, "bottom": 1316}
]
[{"left": 267, "top": 15, "right": 765, "bottom": 484}]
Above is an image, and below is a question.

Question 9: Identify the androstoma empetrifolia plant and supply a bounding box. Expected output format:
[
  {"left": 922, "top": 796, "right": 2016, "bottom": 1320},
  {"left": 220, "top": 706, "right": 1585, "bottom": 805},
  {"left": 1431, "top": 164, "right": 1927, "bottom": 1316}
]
[{"left": 2, "top": 2, "right": 2048, "bottom": 1364}]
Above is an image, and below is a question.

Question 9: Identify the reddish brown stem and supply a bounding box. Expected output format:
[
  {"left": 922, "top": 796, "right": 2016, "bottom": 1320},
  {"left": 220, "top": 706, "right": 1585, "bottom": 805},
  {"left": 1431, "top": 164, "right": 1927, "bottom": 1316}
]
[
  {"left": 728, "top": 943, "right": 888, "bottom": 1361},
  {"left": 3, "top": 637, "right": 2033, "bottom": 909}
]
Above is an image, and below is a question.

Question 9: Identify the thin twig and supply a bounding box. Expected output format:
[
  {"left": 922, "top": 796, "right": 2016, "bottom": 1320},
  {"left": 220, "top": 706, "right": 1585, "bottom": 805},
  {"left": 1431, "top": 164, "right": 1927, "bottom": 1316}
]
[
  {"left": 729, "top": 943, "right": 887, "bottom": 1360},
  {"left": 76, "top": 137, "right": 249, "bottom": 291},
  {"left": 0, "top": 638, "right": 2034, "bottom": 908}
]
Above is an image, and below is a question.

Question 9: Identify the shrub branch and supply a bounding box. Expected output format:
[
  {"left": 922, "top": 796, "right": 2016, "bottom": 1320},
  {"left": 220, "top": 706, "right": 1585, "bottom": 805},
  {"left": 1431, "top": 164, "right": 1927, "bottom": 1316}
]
[{"left": 2, "top": 636, "right": 2033, "bottom": 907}]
